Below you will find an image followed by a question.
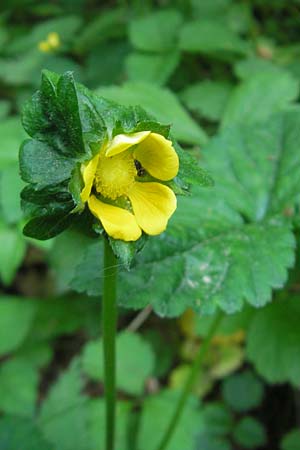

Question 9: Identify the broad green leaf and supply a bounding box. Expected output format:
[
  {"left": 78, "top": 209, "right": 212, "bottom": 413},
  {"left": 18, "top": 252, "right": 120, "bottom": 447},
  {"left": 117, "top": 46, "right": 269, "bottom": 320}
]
[
  {"left": 202, "top": 402, "right": 233, "bottom": 436},
  {"left": 49, "top": 228, "right": 97, "bottom": 290},
  {"left": 28, "top": 296, "right": 100, "bottom": 342},
  {"left": 232, "top": 417, "right": 267, "bottom": 449},
  {"left": 196, "top": 435, "right": 233, "bottom": 450},
  {"left": 205, "top": 111, "right": 300, "bottom": 220},
  {"left": 74, "top": 8, "right": 126, "bottom": 54},
  {"left": 39, "top": 360, "right": 89, "bottom": 450},
  {"left": 0, "top": 296, "right": 36, "bottom": 355},
  {"left": 221, "top": 370, "right": 264, "bottom": 412},
  {"left": 56, "top": 72, "right": 85, "bottom": 156},
  {"left": 0, "top": 358, "right": 39, "bottom": 416},
  {"left": 82, "top": 331, "right": 155, "bottom": 395},
  {"left": 0, "top": 224, "right": 26, "bottom": 285},
  {"left": 129, "top": 9, "right": 183, "bottom": 52},
  {"left": 138, "top": 390, "right": 202, "bottom": 450},
  {"left": 143, "top": 330, "right": 174, "bottom": 377},
  {"left": 0, "top": 416, "right": 54, "bottom": 450},
  {"left": 191, "top": 0, "right": 231, "bottom": 15},
  {"left": 0, "top": 100, "right": 10, "bottom": 119},
  {"left": 126, "top": 51, "right": 179, "bottom": 86},
  {"left": 246, "top": 296, "right": 300, "bottom": 385},
  {"left": 19, "top": 140, "right": 74, "bottom": 189},
  {"left": 180, "top": 20, "right": 248, "bottom": 56},
  {"left": 222, "top": 71, "right": 299, "bottom": 127},
  {"left": 15, "top": 342, "right": 53, "bottom": 369},
  {"left": 0, "top": 163, "right": 24, "bottom": 224},
  {"left": 95, "top": 82, "right": 208, "bottom": 145},
  {"left": 0, "top": 117, "right": 27, "bottom": 167},
  {"left": 234, "top": 57, "right": 281, "bottom": 80},
  {"left": 88, "top": 400, "right": 132, "bottom": 450},
  {"left": 180, "top": 81, "right": 233, "bottom": 121},
  {"left": 85, "top": 42, "right": 129, "bottom": 87},
  {"left": 21, "top": 182, "right": 76, "bottom": 240},
  {"left": 281, "top": 429, "right": 300, "bottom": 450}
]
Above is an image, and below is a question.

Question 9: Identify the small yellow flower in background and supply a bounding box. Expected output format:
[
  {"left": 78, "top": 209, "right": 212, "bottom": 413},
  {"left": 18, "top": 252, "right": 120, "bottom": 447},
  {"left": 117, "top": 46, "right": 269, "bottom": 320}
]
[
  {"left": 38, "top": 32, "right": 60, "bottom": 53},
  {"left": 80, "top": 131, "right": 179, "bottom": 241}
]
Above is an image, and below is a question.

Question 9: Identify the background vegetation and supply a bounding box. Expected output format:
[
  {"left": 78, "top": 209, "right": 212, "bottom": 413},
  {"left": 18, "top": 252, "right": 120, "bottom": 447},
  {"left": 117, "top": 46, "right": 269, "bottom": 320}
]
[{"left": 1, "top": 0, "right": 300, "bottom": 449}]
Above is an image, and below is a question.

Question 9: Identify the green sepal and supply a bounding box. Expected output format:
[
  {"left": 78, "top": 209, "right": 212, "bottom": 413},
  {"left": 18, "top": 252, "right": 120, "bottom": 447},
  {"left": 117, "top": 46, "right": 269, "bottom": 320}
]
[{"left": 108, "top": 234, "right": 148, "bottom": 270}]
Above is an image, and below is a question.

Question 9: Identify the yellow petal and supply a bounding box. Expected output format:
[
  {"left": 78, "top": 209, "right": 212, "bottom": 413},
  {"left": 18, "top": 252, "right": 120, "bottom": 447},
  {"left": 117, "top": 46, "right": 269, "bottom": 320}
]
[
  {"left": 88, "top": 195, "right": 142, "bottom": 241},
  {"left": 105, "top": 131, "right": 151, "bottom": 157},
  {"left": 128, "top": 182, "right": 177, "bottom": 235},
  {"left": 48, "top": 32, "right": 60, "bottom": 49},
  {"left": 80, "top": 153, "right": 99, "bottom": 203},
  {"left": 134, "top": 133, "right": 179, "bottom": 181},
  {"left": 38, "top": 41, "right": 51, "bottom": 53}
]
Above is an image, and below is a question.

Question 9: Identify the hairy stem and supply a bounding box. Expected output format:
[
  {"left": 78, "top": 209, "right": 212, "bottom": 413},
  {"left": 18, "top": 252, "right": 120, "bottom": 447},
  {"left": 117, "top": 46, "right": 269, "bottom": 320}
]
[{"left": 102, "top": 239, "right": 118, "bottom": 450}]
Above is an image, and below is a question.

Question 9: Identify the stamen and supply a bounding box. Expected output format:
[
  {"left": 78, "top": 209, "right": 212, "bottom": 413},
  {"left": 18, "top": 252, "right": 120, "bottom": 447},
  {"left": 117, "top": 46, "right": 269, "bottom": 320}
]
[{"left": 95, "top": 150, "right": 136, "bottom": 200}]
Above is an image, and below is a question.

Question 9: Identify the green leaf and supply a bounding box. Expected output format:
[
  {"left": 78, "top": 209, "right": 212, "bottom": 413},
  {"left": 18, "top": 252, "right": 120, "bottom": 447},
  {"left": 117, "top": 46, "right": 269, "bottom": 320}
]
[
  {"left": 0, "top": 296, "right": 36, "bottom": 355},
  {"left": 0, "top": 223, "right": 26, "bottom": 286},
  {"left": 281, "top": 429, "right": 300, "bottom": 450},
  {"left": 0, "top": 416, "right": 54, "bottom": 450},
  {"left": 196, "top": 435, "right": 233, "bottom": 450},
  {"left": 233, "top": 417, "right": 267, "bottom": 449},
  {"left": 0, "top": 100, "right": 10, "bottom": 119},
  {"left": 74, "top": 8, "right": 126, "bottom": 54},
  {"left": 180, "top": 20, "right": 248, "bottom": 56},
  {"left": 39, "top": 360, "right": 90, "bottom": 450},
  {"left": 126, "top": 51, "right": 179, "bottom": 86},
  {"left": 221, "top": 370, "right": 264, "bottom": 412},
  {"left": 82, "top": 331, "right": 155, "bottom": 395},
  {"left": 95, "top": 82, "right": 208, "bottom": 145},
  {"left": 22, "top": 201, "right": 75, "bottom": 240},
  {"left": 222, "top": 71, "right": 299, "bottom": 127},
  {"left": 29, "top": 296, "right": 100, "bottom": 342},
  {"left": 88, "top": 400, "right": 132, "bottom": 450},
  {"left": 246, "top": 296, "right": 300, "bottom": 385},
  {"left": 129, "top": 9, "right": 183, "bottom": 52},
  {"left": 0, "top": 117, "right": 27, "bottom": 168},
  {"left": 180, "top": 81, "right": 233, "bottom": 121},
  {"left": 56, "top": 72, "right": 85, "bottom": 156},
  {"left": 234, "top": 57, "right": 281, "bottom": 80},
  {"left": 205, "top": 110, "right": 300, "bottom": 220},
  {"left": 85, "top": 41, "right": 129, "bottom": 87},
  {"left": 0, "top": 358, "right": 39, "bottom": 416},
  {"left": 19, "top": 139, "right": 75, "bottom": 189},
  {"left": 15, "top": 342, "right": 53, "bottom": 369},
  {"left": 0, "top": 163, "right": 25, "bottom": 224},
  {"left": 138, "top": 390, "right": 202, "bottom": 450},
  {"left": 49, "top": 228, "right": 97, "bottom": 289},
  {"left": 202, "top": 402, "right": 233, "bottom": 436}
]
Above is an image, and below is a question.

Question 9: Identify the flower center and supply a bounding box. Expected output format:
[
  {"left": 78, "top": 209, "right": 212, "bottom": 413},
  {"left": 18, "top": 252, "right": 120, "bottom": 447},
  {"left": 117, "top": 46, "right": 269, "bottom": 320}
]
[{"left": 94, "top": 150, "right": 136, "bottom": 200}]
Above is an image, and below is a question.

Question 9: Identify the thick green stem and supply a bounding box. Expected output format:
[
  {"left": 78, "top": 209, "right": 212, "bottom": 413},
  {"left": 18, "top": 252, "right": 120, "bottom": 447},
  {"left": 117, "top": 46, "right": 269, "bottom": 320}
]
[
  {"left": 156, "top": 310, "right": 223, "bottom": 450},
  {"left": 102, "top": 239, "right": 118, "bottom": 450}
]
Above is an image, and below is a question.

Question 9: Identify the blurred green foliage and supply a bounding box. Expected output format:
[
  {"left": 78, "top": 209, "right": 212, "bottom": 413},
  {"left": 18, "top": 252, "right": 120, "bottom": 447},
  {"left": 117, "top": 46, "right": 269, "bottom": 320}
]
[{"left": 1, "top": 0, "right": 300, "bottom": 449}]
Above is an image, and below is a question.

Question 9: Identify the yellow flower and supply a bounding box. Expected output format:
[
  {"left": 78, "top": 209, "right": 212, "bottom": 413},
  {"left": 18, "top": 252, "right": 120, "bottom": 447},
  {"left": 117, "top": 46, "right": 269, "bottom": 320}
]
[
  {"left": 38, "top": 32, "right": 60, "bottom": 53},
  {"left": 80, "top": 131, "right": 179, "bottom": 241}
]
